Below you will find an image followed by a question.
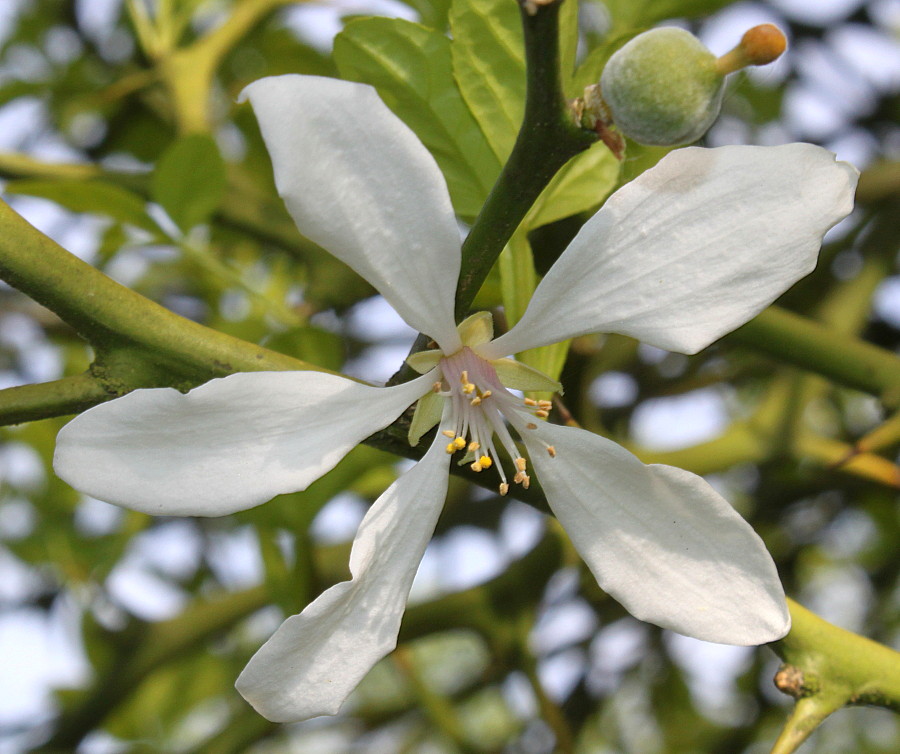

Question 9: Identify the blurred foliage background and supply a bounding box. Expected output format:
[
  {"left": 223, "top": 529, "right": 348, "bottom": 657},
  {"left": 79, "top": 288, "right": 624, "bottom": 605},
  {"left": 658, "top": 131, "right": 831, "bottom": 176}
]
[{"left": 0, "top": 0, "right": 898, "bottom": 752}]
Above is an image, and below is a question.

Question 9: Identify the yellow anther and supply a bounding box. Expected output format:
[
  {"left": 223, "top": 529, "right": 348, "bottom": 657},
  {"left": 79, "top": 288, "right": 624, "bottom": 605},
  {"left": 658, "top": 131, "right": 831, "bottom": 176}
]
[
  {"left": 482, "top": 390, "right": 492, "bottom": 399},
  {"left": 535, "top": 409, "right": 549, "bottom": 419},
  {"left": 538, "top": 400, "right": 552, "bottom": 409},
  {"left": 432, "top": 382, "right": 442, "bottom": 393},
  {"left": 499, "top": 482, "right": 509, "bottom": 496},
  {"left": 470, "top": 461, "right": 483, "bottom": 472},
  {"left": 479, "top": 455, "right": 492, "bottom": 469},
  {"left": 442, "top": 430, "right": 456, "bottom": 438},
  {"left": 515, "top": 457, "right": 527, "bottom": 472},
  {"left": 468, "top": 441, "right": 481, "bottom": 452},
  {"left": 460, "top": 370, "right": 469, "bottom": 384},
  {"left": 524, "top": 398, "right": 538, "bottom": 406},
  {"left": 547, "top": 445, "right": 556, "bottom": 457},
  {"left": 453, "top": 436, "right": 467, "bottom": 450},
  {"left": 512, "top": 472, "right": 531, "bottom": 489},
  {"left": 462, "top": 382, "right": 475, "bottom": 395},
  {"left": 445, "top": 443, "right": 457, "bottom": 454},
  {"left": 470, "top": 395, "right": 482, "bottom": 406}
]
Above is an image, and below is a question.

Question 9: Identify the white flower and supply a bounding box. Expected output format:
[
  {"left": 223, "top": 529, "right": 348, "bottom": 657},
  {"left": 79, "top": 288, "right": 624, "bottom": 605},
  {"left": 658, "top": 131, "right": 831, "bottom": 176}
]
[{"left": 53, "top": 75, "right": 857, "bottom": 723}]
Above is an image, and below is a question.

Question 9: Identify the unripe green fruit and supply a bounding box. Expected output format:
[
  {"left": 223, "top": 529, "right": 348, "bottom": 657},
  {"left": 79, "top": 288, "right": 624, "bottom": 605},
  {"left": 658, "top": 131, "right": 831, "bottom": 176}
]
[{"left": 600, "top": 28, "right": 725, "bottom": 146}]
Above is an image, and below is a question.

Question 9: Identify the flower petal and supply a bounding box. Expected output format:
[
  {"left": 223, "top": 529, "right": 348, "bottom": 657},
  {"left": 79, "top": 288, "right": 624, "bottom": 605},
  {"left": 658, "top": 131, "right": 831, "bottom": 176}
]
[
  {"left": 54, "top": 371, "right": 432, "bottom": 517},
  {"left": 241, "top": 75, "right": 462, "bottom": 352},
  {"left": 484, "top": 144, "right": 857, "bottom": 358},
  {"left": 489, "top": 357, "right": 562, "bottom": 393},
  {"left": 524, "top": 423, "right": 790, "bottom": 644},
  {"left": 408, "top": 388, "right": 443, "bottom": 446},
  {"left": 457, "top": 311, "right": 494, "bottom": 346},
  {"left": 406, "top": 348, "right": 443, "bottom": 374},
  {"left": 235, "top": 435, "right": 451, "bottom": 722}
]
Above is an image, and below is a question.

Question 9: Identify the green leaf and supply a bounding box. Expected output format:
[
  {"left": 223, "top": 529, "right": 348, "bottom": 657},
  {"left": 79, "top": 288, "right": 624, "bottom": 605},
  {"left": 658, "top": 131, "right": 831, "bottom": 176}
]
[
  {"left": 150, "top": 133, "right": 226, "bottom": 233},
  {"left": 525, "top": 140, "right": 620, "bottom": 228},
  {"left": 5, "top": 178, "right": 160, "bottom": 234},
  {"left": 450, "top": 0, "right": 526, "bottom": 162},
  {"left": 559, "top": 0, "right": 580, "bottom": 86},
  {"left": 499, "top": 229, "right": 536, "bottom": 327},
  {"left": 395, "top": 0, "right": 453, "bottom": 30},
  {"left": 498, "top": 230, "right": 569, "bottom": 397},
  {"left": 602, "top": 0, "right": 735, "bottom": 29},
  {"left": 334, "top": 17, "right": 500, "bottom": 220}
]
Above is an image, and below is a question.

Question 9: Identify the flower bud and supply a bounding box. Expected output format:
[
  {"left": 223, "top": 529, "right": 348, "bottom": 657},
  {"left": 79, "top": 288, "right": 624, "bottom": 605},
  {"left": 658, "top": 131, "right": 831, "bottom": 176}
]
[
  {"left": 598, "top": 25, "right": 787, "bottom": 147},
  {"left": 599, "top": 27, "right": 724, "bottom": 147}
]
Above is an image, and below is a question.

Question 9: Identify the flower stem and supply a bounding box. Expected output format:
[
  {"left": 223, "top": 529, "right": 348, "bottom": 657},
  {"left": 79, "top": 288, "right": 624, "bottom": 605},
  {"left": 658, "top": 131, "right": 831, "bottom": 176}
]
[{"left": 453, "top": 0, "right": 596, "bottom": 321}]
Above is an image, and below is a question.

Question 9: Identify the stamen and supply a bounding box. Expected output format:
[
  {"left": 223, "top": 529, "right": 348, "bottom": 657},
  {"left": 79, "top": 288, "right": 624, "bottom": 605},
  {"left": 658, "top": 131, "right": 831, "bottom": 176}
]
[
  {"left": 437, "top": 345, "right": 562, "bottom": 495},
  {"left": 460, "top": 371, "right": 476, "bottom": 395},
  {"left": 432, "top": 381, "right": 442, "bottom": 392},
  {"left": 446, "top": 436, "right": 467, "bottom": 454}
]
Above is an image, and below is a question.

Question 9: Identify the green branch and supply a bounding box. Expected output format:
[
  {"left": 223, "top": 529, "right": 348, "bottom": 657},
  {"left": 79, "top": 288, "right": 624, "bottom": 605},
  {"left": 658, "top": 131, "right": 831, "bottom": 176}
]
[
  {"left": 42, "top": 531, "right": 563, "bottom": 750},
  {"left": 0, "top": 198, "right": 327, "bottom": 423},
  {"left": 37, "top": 586, "right": 269, "bottom": 751},
  {"left": 453, "top": 0, "right": 597, "bottom": 320},
  {"left": 770, "top": 599, "right": 900, "bottom": 753},
  {"left": 0, "top": 373, "right": 112, "bottom": 425},
  {"left": 855, "top": 160, "right": 900, "bottom": 203},
  {"left": 728, "top": 306, "right": 900, "bottom": 407},
  {"left": 157, "top": 0, "right": 300, "bottom": 133}
]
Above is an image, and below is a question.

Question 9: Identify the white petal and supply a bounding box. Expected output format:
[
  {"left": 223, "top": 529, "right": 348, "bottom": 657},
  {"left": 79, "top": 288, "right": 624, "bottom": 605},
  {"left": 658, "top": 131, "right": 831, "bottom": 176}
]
[
  {"left": 235, "top": 435, "right": 451, "bottom": 722},
  {"left": 484, "top": 144, "right": 857, "bottom": 358},
  {"left": 54, "top": 371, "right": 432, "bottom": 517},
  {"left": 524, "top": 423, "right": 790, "bottom": 644},
  {"left": 241, "top": 75, "right": 461, "bottom": 352}
]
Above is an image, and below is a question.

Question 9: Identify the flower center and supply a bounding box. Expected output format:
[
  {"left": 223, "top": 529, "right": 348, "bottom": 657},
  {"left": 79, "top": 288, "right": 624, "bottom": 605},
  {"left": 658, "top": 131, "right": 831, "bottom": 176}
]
[{"left": 436, "top": 347, "right": 556, "bottom": 496}]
